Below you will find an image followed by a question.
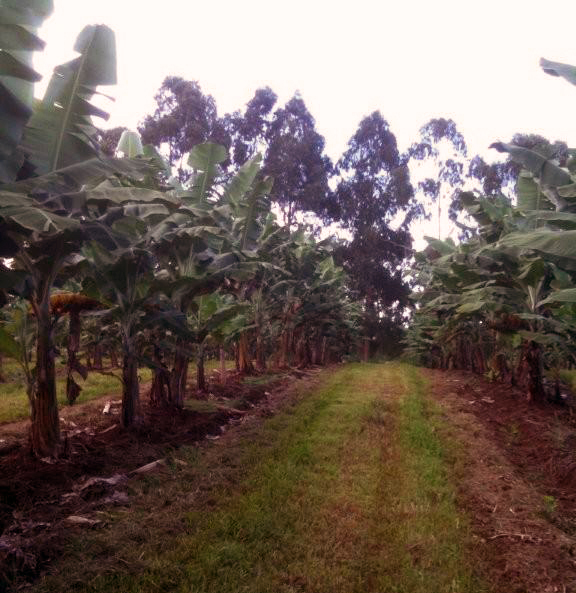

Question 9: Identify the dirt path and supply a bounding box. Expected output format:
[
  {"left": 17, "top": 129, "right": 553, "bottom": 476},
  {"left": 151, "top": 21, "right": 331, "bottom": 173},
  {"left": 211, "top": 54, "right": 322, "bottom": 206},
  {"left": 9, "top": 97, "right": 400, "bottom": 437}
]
[
  {"left": 23, "top": 364, "right": 482, "bottom": 593},
  {"left": 5, "top": 363, "right": 576, "bottom": 593}
]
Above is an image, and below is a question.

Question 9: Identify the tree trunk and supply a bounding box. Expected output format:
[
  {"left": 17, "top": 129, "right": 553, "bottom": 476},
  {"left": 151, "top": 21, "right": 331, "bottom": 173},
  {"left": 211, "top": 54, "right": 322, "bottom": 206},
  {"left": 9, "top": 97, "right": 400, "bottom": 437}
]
[
  {"left": 278, "top": 330, "right": 291, "bottom": 369},
  {"left": 169, "top": 348, "right": 189, "bottom": 408},
  {"left": 362, "top": 337, "right": 370, "bottom": 363},
  {"left": 30, "top": 311, "right": 60, "bottom": 457},
  {"left": 492, "top": 351, "right": 511, "bottom": 383},
  {"left": 92, "top": 344, "right": 103, "bottom": 370},
  {"left": 121, "top": 344, "right": 139, "bottom": 428},
  {"left": 255, "top": 332, "right": 266, "bottom": 372},
  {"left": 196, "top": 348, "right": 206, "bottom": 392},
  {"left": 110, "top": 349, "right": 119, "bottom": 368},
  {"left": 66, "top": 310, "right": 87, "bottom": 405},
  {"left": 220, "top": 348, "right": 226, "bottom": 384},
  {"left": 517, "top": 340, "right": 545, "bottom": 402},
  {"left": 321, "top": 336, "right": 328, "bottom": 366},
  {"left": 238, "top": 333, "right": 254, "bottom": 374},
  {"left": 0, "top": 353, "right": 5, "bottom": 383},
  {"left": 473, "top": 345, "right": 485, "bottom": 375},
  {"left": 234, "top": 342, "right": 240, "bottom": 372},
  {"left": 149, "top": 345, "right": 170, "bottom": 406}
]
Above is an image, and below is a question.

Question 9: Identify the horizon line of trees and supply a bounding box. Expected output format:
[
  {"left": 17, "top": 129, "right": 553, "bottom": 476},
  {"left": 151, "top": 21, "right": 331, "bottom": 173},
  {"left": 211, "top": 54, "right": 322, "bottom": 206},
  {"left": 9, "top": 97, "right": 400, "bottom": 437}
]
[{"left": 98, "top": 76, "right": 570, "bottom": 355}]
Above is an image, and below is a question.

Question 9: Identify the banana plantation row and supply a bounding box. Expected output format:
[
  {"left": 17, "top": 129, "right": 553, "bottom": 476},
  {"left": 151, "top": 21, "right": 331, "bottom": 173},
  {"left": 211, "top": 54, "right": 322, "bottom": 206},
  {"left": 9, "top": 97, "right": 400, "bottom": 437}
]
[
  {"left": 3, "top": 2, "right": 576, "bottom": 460},
  {"left": 406, "top": 59, "right": 576, "bottom": 402},
  {"left": 0, "top": 8, "right": 360, "bottom": 458}
]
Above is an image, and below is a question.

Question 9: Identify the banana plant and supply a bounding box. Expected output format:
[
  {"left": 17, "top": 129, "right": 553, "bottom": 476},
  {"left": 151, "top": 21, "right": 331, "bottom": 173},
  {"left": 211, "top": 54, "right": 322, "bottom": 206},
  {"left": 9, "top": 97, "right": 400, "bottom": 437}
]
[
  {"left": 187, "top": 294, "right": 247, "bottom": 391},
  {"left": 151, "top": 143, "right": 277, "bottom": 382}
]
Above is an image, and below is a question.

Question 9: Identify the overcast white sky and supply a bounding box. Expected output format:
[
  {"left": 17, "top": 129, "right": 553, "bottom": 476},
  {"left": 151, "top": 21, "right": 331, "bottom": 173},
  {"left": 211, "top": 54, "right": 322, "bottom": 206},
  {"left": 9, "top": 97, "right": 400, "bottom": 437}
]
[{"left": 37, "top": 0, "right": 576, "bottom": 162}]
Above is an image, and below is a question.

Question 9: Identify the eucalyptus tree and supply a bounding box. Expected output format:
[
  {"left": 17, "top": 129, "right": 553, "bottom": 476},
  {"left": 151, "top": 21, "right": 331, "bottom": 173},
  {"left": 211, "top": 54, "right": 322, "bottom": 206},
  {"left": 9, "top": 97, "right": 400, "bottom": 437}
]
[
  {"left": 409, "top": 118, "right": 468, "bottom": 238},
  {"left": 138, "top": 77, "right": 230, "bottom": 180},
  {"left": 334, "top": 112, "right": 416, "bottom": 356}
]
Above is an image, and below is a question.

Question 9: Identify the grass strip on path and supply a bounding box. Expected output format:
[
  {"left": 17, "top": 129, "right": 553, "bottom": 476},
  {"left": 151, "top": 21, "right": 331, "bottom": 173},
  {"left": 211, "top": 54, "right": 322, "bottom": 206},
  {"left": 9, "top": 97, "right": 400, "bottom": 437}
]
[{"left": 35, "top": 363, "right": 485, "bottom": 593}]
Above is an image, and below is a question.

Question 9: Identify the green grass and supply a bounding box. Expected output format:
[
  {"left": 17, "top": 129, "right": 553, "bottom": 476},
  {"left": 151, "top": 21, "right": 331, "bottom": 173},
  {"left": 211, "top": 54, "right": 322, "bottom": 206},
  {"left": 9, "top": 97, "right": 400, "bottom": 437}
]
[
  {"left": 0, "top": 357, "right": 238, "bottom": 425},
  {"left": 0, "top": 366, "right": 152, "bottom": 424},
  {"left": 241, "top": 372, "right": 285, "bottom": 386},
  {"left": 32, "top": 363, "right": 484, "bottom": 593},
  {"left": 559, "top": 369, "right": 576, "bottom": 392}
]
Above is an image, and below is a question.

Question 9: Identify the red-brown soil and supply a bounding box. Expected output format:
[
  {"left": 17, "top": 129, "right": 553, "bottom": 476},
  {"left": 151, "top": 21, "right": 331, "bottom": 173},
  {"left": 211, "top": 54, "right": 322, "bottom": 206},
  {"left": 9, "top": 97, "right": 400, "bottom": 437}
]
[{"left": 425, "top": 369, "right": 576, "bottom": 593}]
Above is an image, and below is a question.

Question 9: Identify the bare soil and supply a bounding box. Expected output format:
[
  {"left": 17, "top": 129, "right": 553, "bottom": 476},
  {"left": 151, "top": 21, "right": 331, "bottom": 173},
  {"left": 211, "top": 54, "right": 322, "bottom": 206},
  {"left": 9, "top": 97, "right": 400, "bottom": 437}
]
[{"left": 425, "top": 369, "right": 576, "bottom": 593}]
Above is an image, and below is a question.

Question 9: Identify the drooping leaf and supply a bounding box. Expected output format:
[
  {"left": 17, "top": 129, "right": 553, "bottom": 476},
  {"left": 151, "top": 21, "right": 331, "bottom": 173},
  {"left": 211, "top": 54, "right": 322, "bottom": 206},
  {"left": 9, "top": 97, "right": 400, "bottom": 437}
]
[
  {"left": 499, "top": 229, "right": 576, "bottom": 260},
  {"left": 5, "top": 156, "right": 158, "bottom": 195},
  {"left": 539, "top": 288, "right": 576, "bottom": 305},
  {"left": 516, "top": 172, "right": 554, "bottom": 212},
  {"left": 490, "top": 142, "right": 571, "bottom": 188}
]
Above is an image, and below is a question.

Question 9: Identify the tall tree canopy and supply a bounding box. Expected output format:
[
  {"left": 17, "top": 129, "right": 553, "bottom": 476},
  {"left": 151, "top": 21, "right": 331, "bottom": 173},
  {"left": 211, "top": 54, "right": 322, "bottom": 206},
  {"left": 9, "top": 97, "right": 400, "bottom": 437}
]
[
  {"left": 258, "top": 94, "right": 335, "bottom": 227},
  {"left": 409, "top": 118, "right": 468, "bottom": 235},
  {"left": 224, "top": 89, "right": 336, "bottom": 227},
  {"left": 138, "top": 77, "right": 230, "bottom": 178},
  {"left": 333, "top": 112, "right": 417, "bottom": 352},
  {"left": 140, "top": 81, "right": 335, "bottom": 227}
]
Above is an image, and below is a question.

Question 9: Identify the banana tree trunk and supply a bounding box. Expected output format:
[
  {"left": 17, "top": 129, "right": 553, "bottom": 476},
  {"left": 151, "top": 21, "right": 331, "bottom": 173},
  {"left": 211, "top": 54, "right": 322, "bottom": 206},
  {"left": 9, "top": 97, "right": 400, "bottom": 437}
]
[
  {"left": 234, "top": 342, "right": 240, "bottom": 372},
  {"left": 149, "top": 345, "right": 170, "bottom": 406},
  {"left": 295, "top": 332, "right": 311, "bottom": 368},
  {"left": 255, "top": 332, "right": 266, "bottom": 372},
  {"left": 30, "top": 309, "right": 60, "bottom": 457},
  {"left": 121, "top": 338, "right": 140, "bottom": 428},
  {"left": 220, "top": 348, "right": 226, "bottom": 384},
  {"left": 472, "top": 345, "right": 485, "bottom": 375},
  {"left": 278, "top": 329, "right": 292, "bottom": 369},
  {"left": 196, "top": 347, "right": 206, "bottom": 392},
  {"left": 362, "top": 337, "right": 370, "bottom": 363},
  {"left": 492, "top": 351, "right": 511, "bottom": 383},
  {"left": 517, "top": 340, "right": 545, "bottom": 402},
  {"left": 238, "top": 333, "right": 254, "bottom": 374},
  {"left": 169, "top": 347, "right": 189, "bottom": 408},
  {"left": 321, "top": 336, "right": 328, "bottom": 366},
  {"left": 92, "top": 344, "right": 103, "bottom": 370},
  {"left": 66, "top": 310, "right": 88, "bottom": 405}
]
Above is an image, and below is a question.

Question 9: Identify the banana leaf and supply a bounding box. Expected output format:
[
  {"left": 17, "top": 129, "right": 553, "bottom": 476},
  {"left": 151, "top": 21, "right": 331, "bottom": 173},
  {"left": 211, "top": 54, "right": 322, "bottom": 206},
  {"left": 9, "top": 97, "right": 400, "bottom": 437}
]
[
  {"left": 0, "top": 0, "right": 54, "bottom": 181},
  {"left": 20, "top": 24, "right": 116, "bottom": 175},
  {"left": 490, "top": 142, "right": 571, "bottom": 188},
  {"left": 540, "top": 58, "right": 576, "bottom": 86}
]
